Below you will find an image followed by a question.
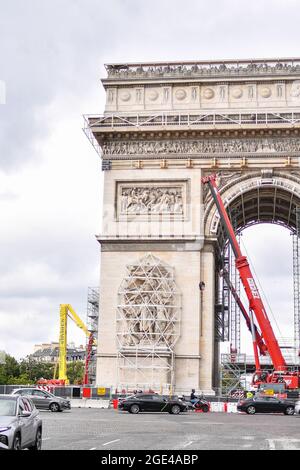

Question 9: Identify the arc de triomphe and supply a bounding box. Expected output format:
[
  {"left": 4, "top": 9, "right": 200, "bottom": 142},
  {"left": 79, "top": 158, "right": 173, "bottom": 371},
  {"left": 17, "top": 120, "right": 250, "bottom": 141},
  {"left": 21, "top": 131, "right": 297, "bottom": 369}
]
[{"left": 85, "top": 58, "right": 300, "bottom": 393}]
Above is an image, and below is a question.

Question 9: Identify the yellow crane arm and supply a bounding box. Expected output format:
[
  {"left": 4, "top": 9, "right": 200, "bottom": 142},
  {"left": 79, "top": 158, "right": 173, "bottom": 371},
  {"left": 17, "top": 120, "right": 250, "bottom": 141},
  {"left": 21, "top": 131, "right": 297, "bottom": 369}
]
[{"left": 66, "top": 304, "right": 91, "bottom": 338}]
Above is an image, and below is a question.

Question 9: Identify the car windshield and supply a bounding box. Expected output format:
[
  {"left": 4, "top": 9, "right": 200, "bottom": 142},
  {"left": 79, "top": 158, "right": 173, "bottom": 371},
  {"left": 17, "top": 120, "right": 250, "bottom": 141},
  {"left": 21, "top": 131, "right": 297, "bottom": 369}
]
[{"left": 0, "top": 398, "right": 16, "bottom": 416}]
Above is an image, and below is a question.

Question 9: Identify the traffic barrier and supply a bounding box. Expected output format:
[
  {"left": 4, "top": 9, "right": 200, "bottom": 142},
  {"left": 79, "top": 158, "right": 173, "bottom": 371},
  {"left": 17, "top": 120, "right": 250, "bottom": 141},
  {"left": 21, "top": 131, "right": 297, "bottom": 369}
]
[
  {"left": 112, "top": 399, "right": 119, "bottom": 410},
  {"left": 70, "top": 398, "right": 110, "bottom": 409},
  {"left": 209, "top": 402, "right": 224, "bottom": 412},
  {"left": 226, "top": 402, "right": 238, "bottom": 413},
  {"left": 85, "top": 399, "right": 110, "bottom": 409}
]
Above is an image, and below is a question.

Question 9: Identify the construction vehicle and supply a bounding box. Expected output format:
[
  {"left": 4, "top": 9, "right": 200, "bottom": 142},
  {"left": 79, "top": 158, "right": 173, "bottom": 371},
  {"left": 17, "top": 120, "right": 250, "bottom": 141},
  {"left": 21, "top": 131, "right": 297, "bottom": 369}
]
[
  {"left": 37, "top": 304, "right": 96, "bottom": 387},
  {"left": 202, "top": 174, "right": 300, "bottom": 390}
]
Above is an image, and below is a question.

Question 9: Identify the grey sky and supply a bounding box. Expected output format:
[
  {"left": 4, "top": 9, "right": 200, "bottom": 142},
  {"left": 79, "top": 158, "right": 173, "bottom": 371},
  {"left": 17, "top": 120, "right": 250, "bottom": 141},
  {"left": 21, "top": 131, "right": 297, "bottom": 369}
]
[{"left": 0, "top": 0, "right": 299, "bottom": 358}]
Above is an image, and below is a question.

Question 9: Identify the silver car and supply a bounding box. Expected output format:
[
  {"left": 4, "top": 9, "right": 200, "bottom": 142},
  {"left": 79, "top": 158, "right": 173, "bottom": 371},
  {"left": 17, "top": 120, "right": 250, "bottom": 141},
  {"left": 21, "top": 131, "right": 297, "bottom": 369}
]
[
  {"left": 0, "top": 394, "right": 42, "bottom": 450},
  {"left": 295, "top": 400, "right": 300, "bottom": 415},
  {"left": 12, "top": 388, "right": 71, "bottom": 412}
]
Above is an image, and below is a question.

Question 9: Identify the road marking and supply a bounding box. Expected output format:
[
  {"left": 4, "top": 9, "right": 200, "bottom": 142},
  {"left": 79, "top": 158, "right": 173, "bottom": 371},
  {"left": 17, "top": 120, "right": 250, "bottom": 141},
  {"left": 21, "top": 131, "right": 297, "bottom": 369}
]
[
  {"left": 241, "top": 436, "right": 255, "bottom": 440},
  {"left": 183, "top": 421, "right": 224, "bottom": 425},
  {"left": 42, "top": 438, "right": 51, "bottom": 441},
  {"left": 90, "top": 447, "right": 97, "bottom": 450},
  {"left": 182, "top": 441, "right": 193, "bottom": 448},
  {"left": 102, "top": 439, "right": 120, "bottom": 446},
  {"left": 267, "top": 438, "right": 300, "bottom": 450}
]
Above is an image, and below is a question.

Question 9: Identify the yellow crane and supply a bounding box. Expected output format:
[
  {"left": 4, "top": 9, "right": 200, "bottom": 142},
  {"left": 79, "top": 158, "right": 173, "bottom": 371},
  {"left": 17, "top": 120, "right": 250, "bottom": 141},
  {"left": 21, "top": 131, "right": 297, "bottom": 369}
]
[{"left": 58, "top": 304, "right": 96, "bottom": 385}]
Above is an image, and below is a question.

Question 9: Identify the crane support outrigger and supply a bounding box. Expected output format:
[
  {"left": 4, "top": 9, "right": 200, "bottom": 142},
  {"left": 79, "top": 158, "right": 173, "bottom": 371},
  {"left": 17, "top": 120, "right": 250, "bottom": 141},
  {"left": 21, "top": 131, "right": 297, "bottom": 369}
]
[{"left": 202, "top": 174, "right": 300, "bottom": 389}]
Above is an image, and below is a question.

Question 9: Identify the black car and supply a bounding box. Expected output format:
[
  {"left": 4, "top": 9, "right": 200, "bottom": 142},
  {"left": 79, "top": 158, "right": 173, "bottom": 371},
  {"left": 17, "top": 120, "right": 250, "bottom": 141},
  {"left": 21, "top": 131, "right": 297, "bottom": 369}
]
[
  {"left": 118, "top": 394, "right": 188, "bottom": 414},
  {"left": 237, "top": 396, "right": 295, "bottom": 415}
]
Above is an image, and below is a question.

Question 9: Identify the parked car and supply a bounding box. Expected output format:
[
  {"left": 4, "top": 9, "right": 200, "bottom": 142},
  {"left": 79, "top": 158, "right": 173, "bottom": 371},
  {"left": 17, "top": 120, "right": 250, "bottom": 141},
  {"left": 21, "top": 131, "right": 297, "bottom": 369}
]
[
  {"left": 237, "top": 396, "right": 295, "bottom": 415},
  {"left": 11, "top": 388, "right": 71, "bottom": 412},
  {"left": 294, "top": 400, "right": 300, "bottom": 415},
  {"left": 118, "top": 393, "right": 188, "bottom": 414},
  {"left": 0, "top": 394, "right": 42, "bottom": 450}
]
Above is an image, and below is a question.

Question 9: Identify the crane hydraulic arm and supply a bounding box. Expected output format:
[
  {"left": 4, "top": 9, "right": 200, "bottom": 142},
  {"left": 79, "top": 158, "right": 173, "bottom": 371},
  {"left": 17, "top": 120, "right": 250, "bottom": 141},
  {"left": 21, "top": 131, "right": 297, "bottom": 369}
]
[{"left": 202, "top": 174, "right": 287, "bottom": 371}]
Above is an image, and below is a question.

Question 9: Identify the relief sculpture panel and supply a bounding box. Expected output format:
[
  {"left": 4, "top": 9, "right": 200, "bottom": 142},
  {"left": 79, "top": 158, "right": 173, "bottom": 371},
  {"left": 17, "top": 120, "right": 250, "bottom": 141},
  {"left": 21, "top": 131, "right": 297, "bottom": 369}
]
[{"left": 116, "top": 180, "right": 188, "bottom": 219}]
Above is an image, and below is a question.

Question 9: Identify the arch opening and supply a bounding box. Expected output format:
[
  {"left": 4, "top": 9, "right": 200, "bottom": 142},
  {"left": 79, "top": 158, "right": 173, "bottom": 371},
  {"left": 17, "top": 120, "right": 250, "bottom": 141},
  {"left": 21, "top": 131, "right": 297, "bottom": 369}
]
[{"left": 204, "top": 174, "right": 300, "bottom": 388}]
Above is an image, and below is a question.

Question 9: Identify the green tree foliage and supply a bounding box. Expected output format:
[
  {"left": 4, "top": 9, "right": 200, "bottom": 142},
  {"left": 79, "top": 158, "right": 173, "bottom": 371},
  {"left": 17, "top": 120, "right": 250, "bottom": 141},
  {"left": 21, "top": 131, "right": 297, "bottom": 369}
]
[
  {"left": 0, "top": 354, "right": 54, "bottom": 385},
  {"left": 67, "top": 361, "right": 85, "bottom": 385},
  {"left": 0, "top": 353, "right": 85, "bottom": 385}
]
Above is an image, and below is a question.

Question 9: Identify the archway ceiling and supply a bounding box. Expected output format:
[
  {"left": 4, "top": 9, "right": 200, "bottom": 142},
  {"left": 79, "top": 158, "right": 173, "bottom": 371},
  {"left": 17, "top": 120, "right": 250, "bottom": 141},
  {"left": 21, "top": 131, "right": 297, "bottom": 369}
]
[{"left": 217, "top": 186, "right": 300, "bottom": 240}]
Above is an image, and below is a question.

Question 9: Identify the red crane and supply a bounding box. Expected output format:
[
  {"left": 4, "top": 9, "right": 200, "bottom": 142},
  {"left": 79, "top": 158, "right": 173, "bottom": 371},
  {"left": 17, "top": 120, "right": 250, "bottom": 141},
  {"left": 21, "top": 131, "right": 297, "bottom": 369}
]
[{"left": 202, "top": 174, "right": 299, "bottom": 389}]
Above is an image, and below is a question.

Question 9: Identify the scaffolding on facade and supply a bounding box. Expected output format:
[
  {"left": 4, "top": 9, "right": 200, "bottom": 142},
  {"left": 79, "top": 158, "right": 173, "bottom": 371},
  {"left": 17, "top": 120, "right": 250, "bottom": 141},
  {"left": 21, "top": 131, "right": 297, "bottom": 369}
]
[
  {"left": 293, "top": 207, "right": 300, "bottom": 365},
  {"left": 86, "top": 287, "right": 99, "bottom": 385},
  {"left": 215, "top": 211, "right": 241, "bottom": 349},
  {"left": 116, "top": 254, "right": 181, "bottom": 391}
]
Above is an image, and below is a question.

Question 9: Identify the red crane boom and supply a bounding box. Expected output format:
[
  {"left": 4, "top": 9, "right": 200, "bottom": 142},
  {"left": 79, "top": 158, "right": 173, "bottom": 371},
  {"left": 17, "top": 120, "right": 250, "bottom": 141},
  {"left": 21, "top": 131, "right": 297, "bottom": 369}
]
[{"left": 202, "top": 174, "right": 287, "bottom": 372}]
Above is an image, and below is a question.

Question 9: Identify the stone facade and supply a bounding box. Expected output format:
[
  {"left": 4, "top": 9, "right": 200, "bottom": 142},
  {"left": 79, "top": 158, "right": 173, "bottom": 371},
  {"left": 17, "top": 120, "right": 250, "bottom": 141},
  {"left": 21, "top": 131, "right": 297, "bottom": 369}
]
[{"left": 86, "top": 58, "right": 300, "bottom": 394}]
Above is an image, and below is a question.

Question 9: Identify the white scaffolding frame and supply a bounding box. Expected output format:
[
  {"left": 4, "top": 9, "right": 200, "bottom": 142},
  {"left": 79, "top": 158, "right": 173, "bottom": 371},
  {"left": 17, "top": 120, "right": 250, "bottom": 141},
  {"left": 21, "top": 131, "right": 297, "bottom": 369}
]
[{"left": 116, "top": 254, "right": 181, "bottom": 390}]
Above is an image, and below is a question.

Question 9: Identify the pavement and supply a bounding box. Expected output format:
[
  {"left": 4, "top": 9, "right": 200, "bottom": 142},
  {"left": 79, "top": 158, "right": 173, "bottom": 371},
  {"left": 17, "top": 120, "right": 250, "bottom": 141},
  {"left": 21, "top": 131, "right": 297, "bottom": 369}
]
[{"left": 40, "top": 408, "right": 300, "bottom": 450}]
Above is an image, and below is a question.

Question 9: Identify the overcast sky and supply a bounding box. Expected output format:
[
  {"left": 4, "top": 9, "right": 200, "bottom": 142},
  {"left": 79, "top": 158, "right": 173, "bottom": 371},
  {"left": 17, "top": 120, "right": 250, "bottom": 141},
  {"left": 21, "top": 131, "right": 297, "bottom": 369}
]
[{"left": 0, "top": 0, "right": 299, "bottom": 360}]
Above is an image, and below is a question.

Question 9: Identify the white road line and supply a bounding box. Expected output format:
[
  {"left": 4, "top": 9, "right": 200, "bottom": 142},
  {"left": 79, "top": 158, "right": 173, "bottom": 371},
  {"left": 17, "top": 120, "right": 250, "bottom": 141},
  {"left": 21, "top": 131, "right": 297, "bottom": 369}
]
[
  {"left": 267, "top": 438, "right": 300, "bottom": 450},
  {"left": 182, "top": 441, "right": 193, "bottom": 448},
  {"left": 90, "top": 447, "right": 97, "bottom": 450},
  {"left": 42, "top": 438, "right": 51, "bottom": 441},
  {"left": 183, "top": 421, "right": 224, "bottom": 425},
  {"left": 102, "top": 439, "right": 120, "bottom": 446}
]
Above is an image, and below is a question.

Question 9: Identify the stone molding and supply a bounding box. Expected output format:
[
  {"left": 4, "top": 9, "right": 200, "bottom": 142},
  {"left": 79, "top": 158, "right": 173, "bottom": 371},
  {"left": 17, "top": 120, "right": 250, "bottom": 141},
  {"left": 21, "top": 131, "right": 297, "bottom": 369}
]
[
  {"left": 102, "top": 137, "right": 300, "bottom": 157},
  {"left": 105, "top": 59, "right": 300, "bottom": 80}
]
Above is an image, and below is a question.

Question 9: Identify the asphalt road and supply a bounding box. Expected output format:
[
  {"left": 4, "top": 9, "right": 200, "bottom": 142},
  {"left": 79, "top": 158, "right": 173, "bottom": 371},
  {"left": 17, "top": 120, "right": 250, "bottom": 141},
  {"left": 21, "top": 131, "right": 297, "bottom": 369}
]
[{"left": 40, "top": 408, "right": 300, "bottom": 450}]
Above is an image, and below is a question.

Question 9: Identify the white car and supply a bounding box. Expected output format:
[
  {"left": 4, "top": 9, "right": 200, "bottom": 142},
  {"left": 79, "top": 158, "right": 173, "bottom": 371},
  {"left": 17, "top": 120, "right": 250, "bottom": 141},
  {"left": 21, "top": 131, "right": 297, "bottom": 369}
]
[
  {"left": 295, "top": 400, "right": 300, "bottom": 415},
  {"left": 0, "top": 394, "right": 42, "bottom": 450}
]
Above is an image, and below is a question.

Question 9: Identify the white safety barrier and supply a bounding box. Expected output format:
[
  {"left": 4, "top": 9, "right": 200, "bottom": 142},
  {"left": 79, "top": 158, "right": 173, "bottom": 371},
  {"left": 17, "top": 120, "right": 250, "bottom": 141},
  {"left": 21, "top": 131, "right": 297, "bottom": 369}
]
[
  {"left": 197, "top": 402, "right": 239, "bottom": 413},
  {"left": 70, "top": 399, "right": 110, "bottom": 409},
  {"left": 226, "top": 402, "right": 238, "bottom": 413},
  {"left": 209, "top": 402, "right": 225, "bottom": 412}
]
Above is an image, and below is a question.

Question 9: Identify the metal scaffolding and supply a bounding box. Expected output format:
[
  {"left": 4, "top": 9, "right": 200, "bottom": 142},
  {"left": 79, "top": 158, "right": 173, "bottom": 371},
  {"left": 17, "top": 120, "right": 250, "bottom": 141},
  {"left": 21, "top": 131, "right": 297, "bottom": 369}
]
[
  {"left": 86, "top": 287, "right": 99, "bottom": 385},
  {"left": 229, "top": 230, "right": 241, "bottom": 353},
  {"left": 215, "top": 211, "right": 241, "bottom": 350},
  {"left": 116, "top": 254, "right": 181, "bottom": 391},
  {"left": 220, "top": 353, "right": 247, "bottom": 396},
  {"left": 293, "top": 208, "right": 300, "bottom": 365}
]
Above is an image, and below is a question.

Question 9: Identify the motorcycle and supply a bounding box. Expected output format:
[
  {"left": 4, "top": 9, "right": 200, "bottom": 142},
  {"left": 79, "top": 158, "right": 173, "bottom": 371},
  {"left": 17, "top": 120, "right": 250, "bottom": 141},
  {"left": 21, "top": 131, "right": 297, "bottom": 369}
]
[{"left": 179, "top": 395, "right": 210, "bottom": 412}]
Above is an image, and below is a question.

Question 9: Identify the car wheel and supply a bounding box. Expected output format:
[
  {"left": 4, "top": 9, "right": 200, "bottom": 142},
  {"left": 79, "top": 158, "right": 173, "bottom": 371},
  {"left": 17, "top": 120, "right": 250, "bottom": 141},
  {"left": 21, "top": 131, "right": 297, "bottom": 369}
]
[
  {"left": 170, "top": 405, "right": 181, "bottom": 415},
  {"left": 29, "top": 428, "right": 42, "bottom": 451},
  {"left": 284, "top": 406, "right": 295, "bottom": 416},
  {"left": 129, "top": 404, "right": 140, "bottom": 414},
  {"left": 13, "top": 433, "right": 21, "bottom": 450},
  {"left": 202, "top": 404, "right": 209, "bottom": 413},
  {"left": 246, "top": 405, "right": 256, "bottom": 415},
  {"left": 50, "top": 402, "right": 60, "bottom": 412}
]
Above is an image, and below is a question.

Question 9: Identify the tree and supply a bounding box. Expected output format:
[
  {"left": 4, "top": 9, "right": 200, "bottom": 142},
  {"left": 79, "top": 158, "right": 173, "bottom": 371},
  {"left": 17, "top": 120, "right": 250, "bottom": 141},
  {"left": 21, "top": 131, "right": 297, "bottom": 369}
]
[
  {"left": 19, "top": 358, "right": 55, "bottom": 382},
  {"left": 67, "top": 361, "right": 85, "bottom": 385}
]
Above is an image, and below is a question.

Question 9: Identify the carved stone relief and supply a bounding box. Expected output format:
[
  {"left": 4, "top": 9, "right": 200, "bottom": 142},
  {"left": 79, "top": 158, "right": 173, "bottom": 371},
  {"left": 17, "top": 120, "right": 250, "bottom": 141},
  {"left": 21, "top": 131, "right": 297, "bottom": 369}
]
[
  {"left": 102, "top": 137, "right": 300, "bottom": 157},
  {"left": 116, "top": 181, "right": 187, "bottom": 217}
]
